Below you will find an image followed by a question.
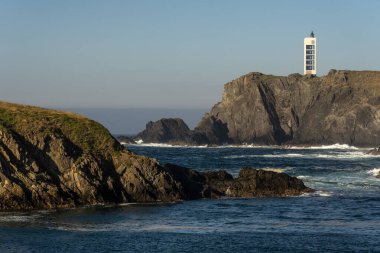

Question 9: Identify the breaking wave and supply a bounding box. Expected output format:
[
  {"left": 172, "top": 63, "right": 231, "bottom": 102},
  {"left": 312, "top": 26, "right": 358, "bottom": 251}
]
[
  {"left": 261, "top": 167, "right": 288, "bottom": 173},
  {"left": 126, "top": 143, "right": 208, "bottom": 148},
  {"left": 289, "top": 143, "right": 359, "bottom": 150},
  {"left": 223, "top": 151, "right": 375, "bottom": 160},
  {"left": 367, "top": 168, "right": 380, "bottom": 177},
  {"left": 126, "top": 142, "right": 363, "bottom": 150},
  {"left": 304, "top": 190, "right": 333, "bottom": 197},
  {"left": 0, "top": 213, "right": 42, "bottom": 222}
]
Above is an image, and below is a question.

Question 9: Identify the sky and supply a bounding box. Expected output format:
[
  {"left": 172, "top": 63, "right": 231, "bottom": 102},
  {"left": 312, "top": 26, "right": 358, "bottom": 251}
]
[{"left": 1, "top": 0, "right": 380, "bottom": 133}]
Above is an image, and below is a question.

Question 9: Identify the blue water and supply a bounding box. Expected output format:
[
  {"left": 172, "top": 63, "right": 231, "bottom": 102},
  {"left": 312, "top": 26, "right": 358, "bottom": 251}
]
[{"left": 1, "top": 145, "right": 380, "bottom": 252}]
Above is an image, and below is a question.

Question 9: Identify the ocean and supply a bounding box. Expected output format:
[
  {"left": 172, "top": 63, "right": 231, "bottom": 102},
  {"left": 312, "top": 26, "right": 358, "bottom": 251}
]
[{"left": 0, "top": 144, "right": 379, "bottom": 252}]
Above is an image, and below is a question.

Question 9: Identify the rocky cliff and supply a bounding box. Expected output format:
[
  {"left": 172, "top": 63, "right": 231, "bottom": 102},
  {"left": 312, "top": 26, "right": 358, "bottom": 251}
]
[
  {"left": 182, "top": 70, "right": 380, "bottom": 146},
  {"left": 0, "top": 101, "right": 310, "bottom": 210}
]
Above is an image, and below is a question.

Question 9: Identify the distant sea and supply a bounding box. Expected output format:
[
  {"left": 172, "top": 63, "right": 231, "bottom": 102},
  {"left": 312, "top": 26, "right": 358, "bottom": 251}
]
[
  {"left": 60, "top": 108, "right": 208, "bottom": 135},
  {"left": 0, "top": 144, "right": 379, "bottom": 252}
]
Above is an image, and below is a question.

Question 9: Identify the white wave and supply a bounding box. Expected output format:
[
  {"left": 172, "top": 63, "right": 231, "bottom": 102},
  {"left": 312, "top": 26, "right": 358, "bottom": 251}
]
[
  {"left": 0, "top": 214, "right": 41, "bottom": 222},
  {"left": 315, "top": 191, "right": 333, "bottom": 197},
  {"left": 224, "top": 151, "right": 375, "bottom": 160},
  {"left": 125, "top": 142, "right": 208, "bottom": 148},
  {"left": 367, "top": 168, "right": 380, "bottom": 177},
  {"left": 125, "top": 142, "right": 366, "bottom": 150},
  {"left": 50, "top": 222, "right": 209, "bottom": 233},
  {"left": 127, "top": 142, "right": 272, "bottom": 149},
  {"left": 223, "top": 154, "right": 304, "bottom": 159},
  {"left": 302, "top": 190, "right": 332, "bottom": 197},
  {"left": 262, "top": 154, "right": 304, "bottom": 158},
  {"left": 216, "top": 144, "right": 275, "bottom": 149},
  {"left": 51, "top": 224, "right": 113, "bottom": 232},
  {"left": 314, "top": 151, "right": 374, "bottom": 159},
  {"left": 136, "top": 224, "right": 209, "bottom": 232},
  {"left": 261, "top": 167, "right": 288, "bottom": 173},
  {"left": 131, "top": 143, "right": 176, "bottom": 148},
  {"left": 223, "top": 154, "right": 250, "bottom": 159},
  {"left": 290, "top": 143, "right": 359, "bottom": 150}
]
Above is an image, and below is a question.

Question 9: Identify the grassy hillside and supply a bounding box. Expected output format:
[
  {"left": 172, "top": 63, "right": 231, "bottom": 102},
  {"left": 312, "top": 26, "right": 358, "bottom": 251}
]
[{"left": 0, "top": 101, "right": 121, "bottom": 155}]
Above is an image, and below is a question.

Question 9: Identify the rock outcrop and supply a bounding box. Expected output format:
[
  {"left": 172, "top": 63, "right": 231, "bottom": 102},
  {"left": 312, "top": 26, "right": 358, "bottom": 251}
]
[
  {"left": 0, "top": 101, "right": 310, "bottom": 210},
  {"left": 367, "top": 147, "right": 380, "bottom": 155},
  {"left": 133, "top": 117, "right": 230, "bottom": 145},
  {"left": 136, "top": 70, "right": 380, "bottom": 146},
  {"left": 164, "top": 164, "right": 311, "bottom": 198},
  {"left": 134, "top": 118, "right": 192, "bottom": 144}
]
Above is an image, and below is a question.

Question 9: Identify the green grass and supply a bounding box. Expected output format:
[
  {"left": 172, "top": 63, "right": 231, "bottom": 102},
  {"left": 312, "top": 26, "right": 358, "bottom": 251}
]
[{"left": 0, "top": 101, "right": 121, "bottom": 156}]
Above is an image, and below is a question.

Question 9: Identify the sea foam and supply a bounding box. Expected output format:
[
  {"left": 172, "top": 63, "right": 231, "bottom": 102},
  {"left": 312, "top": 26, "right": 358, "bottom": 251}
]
[
  {"left": 301, "top": 190, "right": 333, "bottom": 197},
  {"left": 368, "top": 168, "right": 380, "bottom": 177},
  {"left": 223, "top": 152, "right": 373, "bottom": 160},
  {"left": 128, "top": 143, "right": 208, "bottom": 148},
  {"left": 290, "top": 143, "right": 359, "bottom": 150},
  {"left": 126, "top": 142, "right": 364, "bottom": 150}
]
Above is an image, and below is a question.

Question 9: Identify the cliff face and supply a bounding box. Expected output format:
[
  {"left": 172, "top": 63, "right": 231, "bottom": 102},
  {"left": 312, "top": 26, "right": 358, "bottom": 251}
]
[
  {"left": 0, "top": 101, "right": 178, "bottom": 209},
  {"left": 0, "top": 102, "right": 310, "bottom": 210},
  {"left": 195, "top": 70, "right": 380, "bottom": 146}
]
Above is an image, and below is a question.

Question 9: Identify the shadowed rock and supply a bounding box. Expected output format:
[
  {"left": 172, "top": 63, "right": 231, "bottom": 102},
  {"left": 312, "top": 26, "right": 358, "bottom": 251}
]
[
  {"left": 163, "top": 164, "right": 313, "bottom": 199},
  {"left": 134, "top": 118, "right": 192, "bottom": 144}
]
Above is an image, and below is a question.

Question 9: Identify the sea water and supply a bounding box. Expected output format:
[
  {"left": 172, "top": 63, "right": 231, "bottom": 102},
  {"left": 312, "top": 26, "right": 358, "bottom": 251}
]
[{"left": 0, "top": 145, "right": 379, "bottom": 252}]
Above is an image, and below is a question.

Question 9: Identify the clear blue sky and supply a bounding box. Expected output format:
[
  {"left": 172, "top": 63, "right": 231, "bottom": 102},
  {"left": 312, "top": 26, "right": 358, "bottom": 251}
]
[{"left": 1, "top": 0, "right": 379, "bottom": 110}]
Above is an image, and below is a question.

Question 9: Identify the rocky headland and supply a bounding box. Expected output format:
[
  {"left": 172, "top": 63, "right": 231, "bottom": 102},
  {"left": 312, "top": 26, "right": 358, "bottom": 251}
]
[
  {"left": 0, "top": 101, "right": 311, "bottom": 210},
  {"left": 133, "top": 70, "right": 380, "bottom": 147}
]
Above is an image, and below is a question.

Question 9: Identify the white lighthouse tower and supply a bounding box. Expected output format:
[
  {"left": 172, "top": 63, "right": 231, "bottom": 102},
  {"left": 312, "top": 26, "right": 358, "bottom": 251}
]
[{"left": 304, "top": 31, "right": 317, "bottom": 75}]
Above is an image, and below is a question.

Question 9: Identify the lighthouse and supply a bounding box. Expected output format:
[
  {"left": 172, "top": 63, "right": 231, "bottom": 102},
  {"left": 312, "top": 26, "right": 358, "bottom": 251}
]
[{"left": 304, "top": 31, "right": 317, "bottom": 75}]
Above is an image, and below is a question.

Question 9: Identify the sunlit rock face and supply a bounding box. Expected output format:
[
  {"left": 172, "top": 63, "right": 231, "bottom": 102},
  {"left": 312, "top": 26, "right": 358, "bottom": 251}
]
[{"left": 194, "top": 70, "right": 380, "bottom": 146}]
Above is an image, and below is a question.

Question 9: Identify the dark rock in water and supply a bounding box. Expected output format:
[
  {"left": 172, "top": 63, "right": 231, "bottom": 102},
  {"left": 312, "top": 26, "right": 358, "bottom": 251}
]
[
  {"left": 134, "top": 118, "right": 191, "bottom": 144},
  {"left": 163, "top": 164, "right": 313, "bottom": 199},
  {"left": 367, "top": 147, "right": 380, "bottom": 155},
  {"left": 137, "top": 70, "right": 380, "bottom": 147},
  {"left": 0, "top": 101, "right": 311, "bottom": 210},
  {"left": 209, "top": 168, "right": 312, "bottom": 198}
]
